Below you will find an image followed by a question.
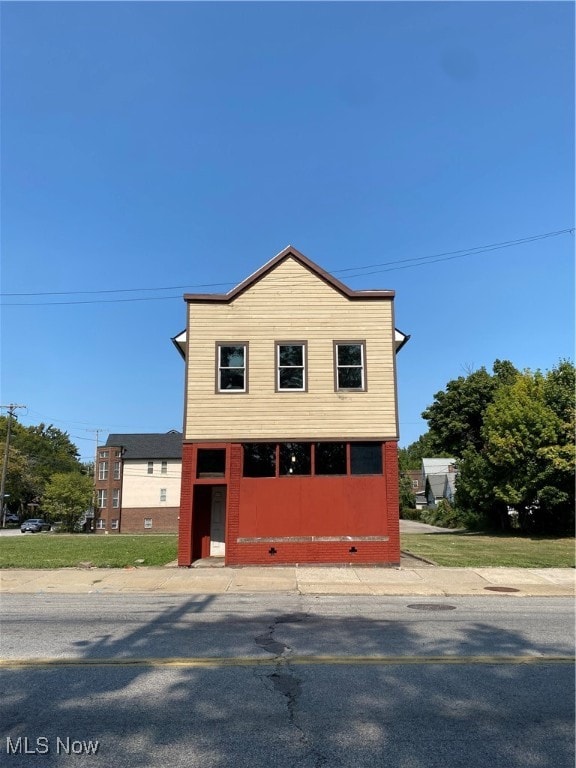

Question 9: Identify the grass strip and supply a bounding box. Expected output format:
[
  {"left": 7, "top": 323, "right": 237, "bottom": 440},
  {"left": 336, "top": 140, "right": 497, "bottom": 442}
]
[
  {"left": 401, "top": 532, "right": 575, "bottom": 568},
  {"left": 0, "top": 534, "right": 178, "bottom": 569}
]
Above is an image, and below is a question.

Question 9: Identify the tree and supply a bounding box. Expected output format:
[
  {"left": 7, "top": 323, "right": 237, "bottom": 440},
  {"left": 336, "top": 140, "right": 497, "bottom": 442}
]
[
  {"left": 423, "top": 359, "right": 575, "bottom": 533},
  {"left": 398, "top": 432, "right": 438, "bottom": 471},
  {"left": 399, "top": 473, "right": 416, "bottom": 509},
  {"left": 0, "top": 446, "right": 40, "bottom": 516},
  {"left": 0, "top": 418, "right": 83, "bottom": 508},
  {"left": 482, "top": 364, "right": 575, "bottom": 532},
  {"left": 422, "top": 360, "right": 518, "bottom": 455},
  {"left": 42, "top": 472, "right": 95, "bottom": 532}
]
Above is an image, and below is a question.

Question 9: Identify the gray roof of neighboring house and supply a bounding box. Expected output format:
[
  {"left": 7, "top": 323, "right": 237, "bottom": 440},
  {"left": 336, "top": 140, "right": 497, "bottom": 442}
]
[
  {"left": 422, "top": 458, "right": 457, "bottom": 476},
  {"left": 104, "top": 431, "right": 183, "bottom": 460},
  {"left": 445, "top": 472, "right": 457, "bottom": 495},
  {"left": 427, "top": 475, "right": 447, "bottom": 498}
]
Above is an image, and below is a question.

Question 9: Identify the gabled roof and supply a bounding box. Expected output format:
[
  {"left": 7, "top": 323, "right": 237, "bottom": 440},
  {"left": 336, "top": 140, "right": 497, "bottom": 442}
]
[
  {"left": 175, "top": 246, "right": 410, "bottom": 357},
  {"left": 422, "top": 458, "right": 457, "bottom": 477},
  {"left": 444, "top": 472, "right": 457, "bottom": 495},
  {"left": 183, "top": 245, "right": 396, "bottom": 303},
  {"left": 104, "top": 431, "right": 183, "bottom": 460},
  {"left": 426, "top": 474, "right": 447, "bottom": 499}
]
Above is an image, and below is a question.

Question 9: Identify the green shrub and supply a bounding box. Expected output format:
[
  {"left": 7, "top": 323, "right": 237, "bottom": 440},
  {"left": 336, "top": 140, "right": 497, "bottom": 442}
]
[
  {"left": 421, "top": 499, "right": 465, "bottom": 529},
  {"left": 400, "top": 507, "right": 422, "bottom": 521}
]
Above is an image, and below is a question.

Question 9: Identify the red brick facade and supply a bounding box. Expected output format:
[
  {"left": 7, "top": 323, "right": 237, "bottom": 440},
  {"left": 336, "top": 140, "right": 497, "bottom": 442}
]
[
  {"left": 121, "top": 507, "right": 179, "bottom": 534},
  {"left": 93, "top": 445, "right": 123, "bottom": 534},
  {"left": 178, "top": 441, "right": 400, "bottom": 567}
]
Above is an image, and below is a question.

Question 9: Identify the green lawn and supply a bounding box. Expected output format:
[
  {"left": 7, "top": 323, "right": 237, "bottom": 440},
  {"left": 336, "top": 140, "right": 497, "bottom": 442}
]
[
  {"left": 402, "top": 532, "right": 575, "bottom": 568},
  {"left": 0, "top": 531, "right": 574, "bottom": 569},
  {"left": 0, "top": 534, "right": 178, "bottom": 569}
]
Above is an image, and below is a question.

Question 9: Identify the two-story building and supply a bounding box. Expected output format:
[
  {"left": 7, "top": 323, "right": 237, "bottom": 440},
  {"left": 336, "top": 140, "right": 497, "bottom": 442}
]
[
  {"left": 94, "top": 432, "right": 182, "bottom": 533},
  {"left": 173, "top": 246, "right": 408, "bottom": 566}
]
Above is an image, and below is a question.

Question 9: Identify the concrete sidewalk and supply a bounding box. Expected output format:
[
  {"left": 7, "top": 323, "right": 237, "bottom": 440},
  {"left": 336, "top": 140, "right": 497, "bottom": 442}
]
[{"left": 1, "top": 565, "right": 574, "bottom": 597}]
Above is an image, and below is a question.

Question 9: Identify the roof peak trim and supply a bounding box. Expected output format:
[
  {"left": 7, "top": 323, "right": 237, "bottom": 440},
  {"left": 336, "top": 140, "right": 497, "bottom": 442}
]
[{"left": 184, "top": 246, "right": 395, "bottom": 303}]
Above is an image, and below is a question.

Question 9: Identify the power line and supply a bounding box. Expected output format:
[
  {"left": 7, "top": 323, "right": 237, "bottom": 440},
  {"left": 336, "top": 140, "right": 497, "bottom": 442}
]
[
  {"left": 1, "top": 227, "right": 572, "bottom": 307},
  {"left": 334, "top": 228, "right": 573, "bottom": 275},
  {"left": 1, "top": 281, "right": 234, "bottom": 298}
]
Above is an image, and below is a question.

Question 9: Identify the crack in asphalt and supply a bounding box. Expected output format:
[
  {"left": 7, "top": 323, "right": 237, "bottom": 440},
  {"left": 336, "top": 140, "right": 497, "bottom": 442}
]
[{"left": 254, "top": 612, "right": 334, "bottom": 768}]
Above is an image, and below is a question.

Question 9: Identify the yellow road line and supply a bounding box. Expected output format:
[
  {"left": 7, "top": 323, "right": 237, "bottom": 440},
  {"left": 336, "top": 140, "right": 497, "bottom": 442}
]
[{"left": 0, "top": 655, "right": 574, "bottom": 669}]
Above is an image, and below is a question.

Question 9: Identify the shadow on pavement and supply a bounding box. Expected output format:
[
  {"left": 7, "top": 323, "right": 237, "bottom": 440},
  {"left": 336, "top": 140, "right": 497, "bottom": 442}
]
[{"left": 1, "top": 595, "right": 574, "bottom": 768}]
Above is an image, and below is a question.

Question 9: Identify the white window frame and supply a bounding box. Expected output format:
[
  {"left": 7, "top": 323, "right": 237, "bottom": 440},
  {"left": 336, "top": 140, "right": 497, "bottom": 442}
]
[
  {"left": 97, "top": 489, "right": 107, "bottom": 509},
  {"left": 276, "top": 342, "right": 306, "bottom": 392},
  {"left": 334, "top": 342, "right": 366, "bottom": 391},
  {"left": 112, "top": 489, "right": 120, "bottom": 509},
  {"left": 96, "top": 518, "right": 106, "bottom": 530},
  {"left": 144, "top": 518, "right": 153, "bottom": 529},
  {"left": 217, "top": 343, "right": 248, "bottom": 393},
  {"left": 161, "top": 460, "right": 167, "bottom": 474},
  {"left": 113, "top": 461, "right": 121, "bottom": 480},
  {"left": 99, "top": 450, "right": 108, "bottom": 459},
  {"left": 98, "top": 461, "right": 108, "bottom": 481},
  {"left": 147, "top": 461, "right": 154, "bottom": 475},
  {"left": 160, "top": 488, "right": 167, "bottom": 503},
  {"left": 110, "top": 519, "right": 119, "bottom": 530}
]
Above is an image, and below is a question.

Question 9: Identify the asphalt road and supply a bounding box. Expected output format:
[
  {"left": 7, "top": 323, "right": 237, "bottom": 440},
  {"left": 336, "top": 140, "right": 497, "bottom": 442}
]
[{"left": 1, "top": 594, "right": 574, "bottom": 768}]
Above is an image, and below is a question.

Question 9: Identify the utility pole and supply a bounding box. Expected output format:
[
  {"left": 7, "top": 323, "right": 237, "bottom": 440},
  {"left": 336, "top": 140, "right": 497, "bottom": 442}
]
[
  {"left": 0, "top": 404, "right": 26, "bottom": 527},
  {"left": 86, "top": 429, "right": 103, "bottom": 533},
  {"left": 86, "top": 429, "right": 103, "bottom": 475}
]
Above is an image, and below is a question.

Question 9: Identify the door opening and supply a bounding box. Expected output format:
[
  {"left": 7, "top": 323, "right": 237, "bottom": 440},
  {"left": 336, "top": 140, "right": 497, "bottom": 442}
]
[{"left": 209, "top": 486, "right": 226, "bottom": 557}]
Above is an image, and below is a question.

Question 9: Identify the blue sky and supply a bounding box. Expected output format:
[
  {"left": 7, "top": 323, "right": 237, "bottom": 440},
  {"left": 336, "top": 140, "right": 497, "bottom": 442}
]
[{"left": 1, "top": 1, "right": 574, "bottom": 461}]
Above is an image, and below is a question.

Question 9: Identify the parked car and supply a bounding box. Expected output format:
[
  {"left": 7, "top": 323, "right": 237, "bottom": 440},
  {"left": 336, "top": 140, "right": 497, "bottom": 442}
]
[
  {"left": 20, "top": 519, "right": 51, "bottom": 533},
  {"left": 4, "top": 514, "right": 20, "bottom": 525}
]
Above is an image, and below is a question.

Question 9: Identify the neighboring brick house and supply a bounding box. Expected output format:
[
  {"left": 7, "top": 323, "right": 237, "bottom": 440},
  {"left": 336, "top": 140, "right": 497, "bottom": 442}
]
[
  {"left": 173, "top": 246, "right": 409, "bottom": 566},
  {"left": 94, "top": 432, "right": 182, "bottom": 533},
  {"left": 404, "top": 469, "right": 427, "bottom": 509}
]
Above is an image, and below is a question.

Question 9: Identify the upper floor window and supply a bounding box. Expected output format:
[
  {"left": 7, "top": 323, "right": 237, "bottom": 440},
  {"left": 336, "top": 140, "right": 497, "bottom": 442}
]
[
  {"left": 98, "top": 461, "right": 108, "bottom": 481},
  {"left": 112, "top": 489, "right": 120, "bottom": 508},
  {"left": 147, "top": 461, "right": 154, "bottom": 475},
  {"left": 277, "top": 343, "right": 306, "bottom": 391},
  {"left": 160, "top": 488, "right": 167, "bottom": 503},
  {"left": 113, "top": 461, "right": 121, "bottom": 480},
  {"left": 217, "top": 344, "right": 247, "bottom": 392},
  {"left": 335, "top": 342, "right": 366, "bottom": 391},
  {"left": 99, "top": 450, "right": 108, "bottom": 459},
  {"left": 97, "top": 489, "right": 107, "bottom": 509},
  {"left": 161, "top": 460, "right": 167, "bottom": 474}
]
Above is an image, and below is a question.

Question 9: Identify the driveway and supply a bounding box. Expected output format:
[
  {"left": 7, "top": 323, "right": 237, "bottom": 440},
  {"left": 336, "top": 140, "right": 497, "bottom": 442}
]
[{"left": 400, "top": 519, "right": 457, "bottom": 534}]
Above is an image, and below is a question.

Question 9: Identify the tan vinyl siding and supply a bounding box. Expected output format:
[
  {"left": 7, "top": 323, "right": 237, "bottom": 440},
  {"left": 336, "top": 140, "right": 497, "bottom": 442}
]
[{"left": 185, "top": 257, "right": 398, "bottom": 440}]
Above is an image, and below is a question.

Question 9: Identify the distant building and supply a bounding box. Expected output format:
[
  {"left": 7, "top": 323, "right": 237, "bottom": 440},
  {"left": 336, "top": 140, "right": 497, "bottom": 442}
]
[
  {"left": 94, "top": 432, "right": 182, "bottom": 533},
  {"left": 421, "top": 458, "right": 457, "bottom": 508},
  {"left": 404, "top": 469, "right": 427, "bottom": 509}
]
